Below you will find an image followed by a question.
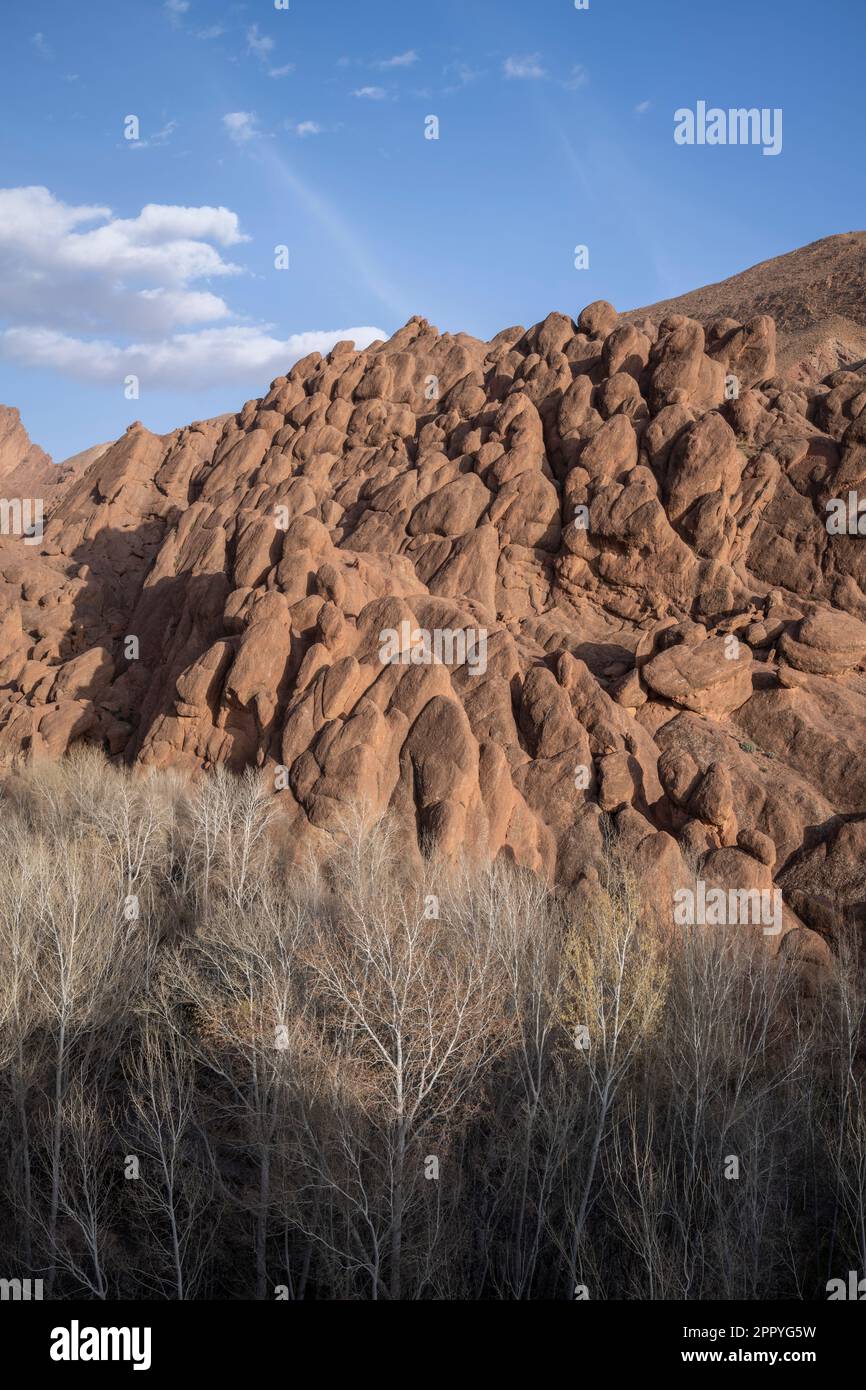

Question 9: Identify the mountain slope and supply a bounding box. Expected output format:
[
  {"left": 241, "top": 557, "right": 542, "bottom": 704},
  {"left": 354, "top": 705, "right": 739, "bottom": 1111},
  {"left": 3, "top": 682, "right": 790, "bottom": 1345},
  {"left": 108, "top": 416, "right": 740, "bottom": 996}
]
[{"left": 627, "top": 231, "right": 866, "bottom": 382}]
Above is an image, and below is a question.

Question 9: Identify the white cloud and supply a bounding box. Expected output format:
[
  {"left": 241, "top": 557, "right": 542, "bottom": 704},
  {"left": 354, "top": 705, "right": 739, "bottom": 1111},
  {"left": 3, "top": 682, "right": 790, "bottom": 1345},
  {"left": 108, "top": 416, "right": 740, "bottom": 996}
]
[
  {"left": 0, "top": 324, "right": 387, "bottom": 389},
  {"left": 294, "top": 121, "right": 323, "bottom": 137},
  {"left": 32, "top": 32, "right": 53, "bottom": 60},
  {"left": 503, "top": 54, "right": 546, "bottom": 80},
  {"left": 376, "top": 50, "right": 418, "bottom": 69},
  {"left": 565, "top": 64, "right": 589, "bottom": 90},
  {"left": 443, "top": 61, "right": 482, "bottom": 91},
  {"left": 196, "top": 24, "right": 225, "bottom": 40},
  {"left": 0, "top": 185, "right": 388, "bottom": 391},
  {"left": 164, "top": 0, "right": 189, "bottom": 25},
  {"left": 0, "top": 186, "right": 109, "bottom": 242},
  {"left": 0, "top": 187, "right": 245, "bottom": 340},
  {"left": 247, "top": 23, "right": 274, "bottom": 60},
  {"left": 223, "top": 111, "right": 260, "bottom": 145},
  {"left": 634, "top": 100, "right": 652, "bottom": 114},
  {"left": 113, "top": 202, "right": 247, "bottom": 247},
  {"left": 352, "top": 86, "right": 386, "bottom": 100},
  {"left": 244, "top": 28, "right": 292, "bottom": 79},
  {"left": 127, "top": 120, "right": 177, "bottom": 150}
]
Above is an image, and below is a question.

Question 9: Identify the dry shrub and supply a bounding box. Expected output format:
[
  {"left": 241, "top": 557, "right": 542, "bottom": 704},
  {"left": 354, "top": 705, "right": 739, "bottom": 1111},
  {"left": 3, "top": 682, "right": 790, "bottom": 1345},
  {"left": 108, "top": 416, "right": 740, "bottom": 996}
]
[{"left": 0, "top": 750, "right": 862, "bottom": 1299}]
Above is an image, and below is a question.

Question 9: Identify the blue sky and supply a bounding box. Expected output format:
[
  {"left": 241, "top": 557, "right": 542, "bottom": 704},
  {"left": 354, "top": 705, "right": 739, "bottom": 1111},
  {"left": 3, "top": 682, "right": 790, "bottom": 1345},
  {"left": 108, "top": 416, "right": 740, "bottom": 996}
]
[{"left": 0, "top": 0, "right": 864, "bottom": 459}]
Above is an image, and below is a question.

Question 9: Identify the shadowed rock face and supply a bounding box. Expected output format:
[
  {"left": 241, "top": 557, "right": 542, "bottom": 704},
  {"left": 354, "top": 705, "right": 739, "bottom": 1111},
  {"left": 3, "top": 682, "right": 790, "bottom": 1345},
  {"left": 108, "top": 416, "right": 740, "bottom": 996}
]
[{"left": 0, "top": 265, "right": 865, "bottom": 952}]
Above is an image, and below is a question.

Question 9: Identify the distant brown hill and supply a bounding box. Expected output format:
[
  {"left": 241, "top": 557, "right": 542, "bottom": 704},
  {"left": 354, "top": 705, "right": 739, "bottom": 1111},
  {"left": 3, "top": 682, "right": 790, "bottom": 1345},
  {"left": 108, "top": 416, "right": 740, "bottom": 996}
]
[
  {"left": 626, "top": 232, "right": 866, "bottom": 383},
  {"left": 54, "top": 441, "right": 113, "bottom": 478}
]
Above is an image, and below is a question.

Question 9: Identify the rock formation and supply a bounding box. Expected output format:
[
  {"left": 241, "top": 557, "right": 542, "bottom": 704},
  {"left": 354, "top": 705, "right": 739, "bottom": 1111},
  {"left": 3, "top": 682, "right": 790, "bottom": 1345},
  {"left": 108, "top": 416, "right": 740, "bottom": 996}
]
[
  {"left": 1, "top": 239, "right": 865, "bottom": 957},
  {"left": 0, "top": 404, "right": 110, "bottom": 502},
  {"left": 0, "top": 404, "right": 55, "bottom": 495}
]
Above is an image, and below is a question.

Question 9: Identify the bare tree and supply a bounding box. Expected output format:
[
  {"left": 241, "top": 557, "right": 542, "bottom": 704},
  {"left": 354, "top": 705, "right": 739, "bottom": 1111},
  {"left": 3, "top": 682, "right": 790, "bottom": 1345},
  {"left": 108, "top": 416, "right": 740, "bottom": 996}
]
[
  {"left": 184, "top": 766, "right": 274, "bottom": 911},
  {"left": 558, "top": 857, "right": 668, "bottom": 1292},
  {"left": 123, "top": 999, "right": 216, "bottom": 1299},
  {"left": 29, "top": 836, "right": 147, "bottom": 1293},
  {"left": 298, "top": 819, "right": 507, "bottom": 1299},
  {"left": 175, "top": 884, "right": 306, "bottom": 1298},
  {"left": 45, "top": 1073, "right": 115, "bottom": 1298}
]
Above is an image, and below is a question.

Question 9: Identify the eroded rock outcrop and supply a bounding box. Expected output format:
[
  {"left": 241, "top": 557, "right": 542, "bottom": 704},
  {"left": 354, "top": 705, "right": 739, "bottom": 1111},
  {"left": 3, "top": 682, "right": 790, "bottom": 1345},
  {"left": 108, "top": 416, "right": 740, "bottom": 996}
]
[{"left": 1, "top": 286, "right": 865, "bottom": 952}]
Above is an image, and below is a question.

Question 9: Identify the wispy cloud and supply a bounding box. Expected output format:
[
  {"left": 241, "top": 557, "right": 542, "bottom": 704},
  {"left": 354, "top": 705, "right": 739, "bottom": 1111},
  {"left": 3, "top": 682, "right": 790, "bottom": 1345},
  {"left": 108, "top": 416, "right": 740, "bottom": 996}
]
[
  {"left": 294, "top": 121, "right": 323, "bottom": 138},
  {"left": 222, "top": 112, "right": 261, "bottom": 145},
  {"left": 246, "top": 24, "right": 274, "bottom": 61},
  {"left": 31, "top": 32, "right": 53, "bottom": 60},
  {"left": 246, "top": 22, "right": 292, "bottom": 78},
  {"left": 196, "top": 24, "right": 225, "bottom": 40},
  {"left": 634, "top": 99, "right": 652, "bottom": 114},
  {"left": 503, "top": 54, "right": 546, "bottom": 80},
  {"left": 352, "top": 86, "right": 387, "bottom": 100},
  {"left": 443, "top": 61, "right": 483, "bottom": 92},
  {"left": 234, "top": 139, "right": 405, "bottom": 319},
  {"left": 376, "top": 50, "right": 418, "bottom": 69},
  {"left": 127, "top": 120, "right": 178, "bottom": 151},
  {"left": 565, "top": 64, "right": 589, "bottom": 90},
  {"left": 164, "top": 0, "right": 189, "bottom": 26}
]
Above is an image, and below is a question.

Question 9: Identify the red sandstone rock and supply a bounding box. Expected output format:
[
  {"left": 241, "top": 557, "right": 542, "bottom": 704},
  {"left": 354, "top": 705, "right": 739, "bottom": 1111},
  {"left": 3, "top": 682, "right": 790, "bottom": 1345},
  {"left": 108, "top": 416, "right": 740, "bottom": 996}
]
[{"left": 0, "top": 262, "right": 864, "bottom": 942}]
